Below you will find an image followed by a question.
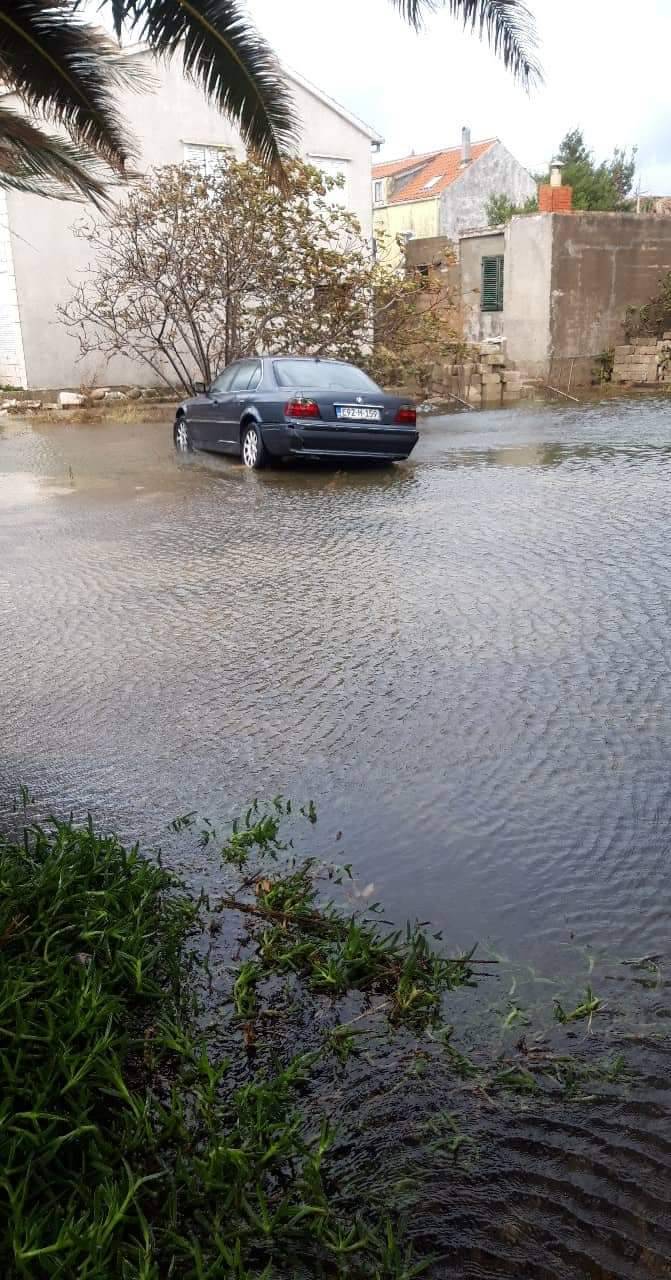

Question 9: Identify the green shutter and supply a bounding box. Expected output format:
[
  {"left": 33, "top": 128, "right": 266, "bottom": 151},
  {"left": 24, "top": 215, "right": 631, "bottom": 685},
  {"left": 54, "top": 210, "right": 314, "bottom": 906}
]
[{"left": 481, "top": 255, "right": 504, "bottom": 312}]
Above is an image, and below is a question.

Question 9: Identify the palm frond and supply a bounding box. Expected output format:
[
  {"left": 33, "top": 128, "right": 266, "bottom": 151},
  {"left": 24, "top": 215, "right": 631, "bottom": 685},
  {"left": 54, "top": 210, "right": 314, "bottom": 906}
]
[
  {"left": 0, "top": 104, "right": 112, "bottom": 203},
  {"left": 0, "top": 3, "right": 148, "bottom": 171},
  {"left": 114, "top": 0, "right": 298, "bottom": 178},
  {"left": 391, "top": 0, "right": 541, "bottom": 87}
]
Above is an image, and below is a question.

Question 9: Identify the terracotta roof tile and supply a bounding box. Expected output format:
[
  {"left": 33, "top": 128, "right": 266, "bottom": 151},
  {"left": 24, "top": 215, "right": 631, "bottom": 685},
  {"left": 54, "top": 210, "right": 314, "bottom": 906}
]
[
  {"left": 374, "top": 139, "right": 497, "bottom": 204},
  {"left": 372, "top": 150, "right": 441, "bottom": 180}
]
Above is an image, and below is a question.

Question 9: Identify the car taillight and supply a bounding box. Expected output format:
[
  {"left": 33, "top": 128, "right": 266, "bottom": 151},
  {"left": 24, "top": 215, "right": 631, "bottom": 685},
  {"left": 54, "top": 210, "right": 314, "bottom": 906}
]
[
  {"left": 285, "top": 398, "right": 321, "bottom": 420},
  {"left": 395, "top": 405, "right": 416, "bottom": 426}
]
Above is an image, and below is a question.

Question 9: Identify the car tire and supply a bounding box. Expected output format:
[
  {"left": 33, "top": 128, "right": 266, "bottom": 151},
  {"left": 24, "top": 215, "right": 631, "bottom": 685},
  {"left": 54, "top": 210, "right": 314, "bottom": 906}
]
[
  {"left": 241, "top": 422, "right": 267, "bottom": 469},
  {"left": 174, "top": 416, "right": 193, "bottom": 453}
]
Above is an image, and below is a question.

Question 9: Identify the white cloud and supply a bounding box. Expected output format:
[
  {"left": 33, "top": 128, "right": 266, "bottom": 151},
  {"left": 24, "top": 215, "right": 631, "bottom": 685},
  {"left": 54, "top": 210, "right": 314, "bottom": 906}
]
[{"left": 248, "top": 0, "right": 671, "bottom": 195}]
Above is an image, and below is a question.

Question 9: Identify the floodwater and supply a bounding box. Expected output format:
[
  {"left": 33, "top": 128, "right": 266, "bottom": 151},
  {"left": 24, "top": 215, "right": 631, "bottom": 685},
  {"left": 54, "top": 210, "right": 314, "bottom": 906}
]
[{"left": 3, "top": 399, "right": 671, "bottom": 1276}]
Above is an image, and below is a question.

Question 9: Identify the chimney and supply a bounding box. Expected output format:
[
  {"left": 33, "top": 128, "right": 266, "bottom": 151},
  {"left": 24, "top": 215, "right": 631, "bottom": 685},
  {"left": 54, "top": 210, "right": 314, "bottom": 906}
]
[
  {"left": 539, "top": 159, "right": 573, "bottom": 213},
  {"left": 550, "top": 159, "right": 563, "bottom": 187},
  {"left": 461, "top": 126, "right": 472, "bottom": 167}
]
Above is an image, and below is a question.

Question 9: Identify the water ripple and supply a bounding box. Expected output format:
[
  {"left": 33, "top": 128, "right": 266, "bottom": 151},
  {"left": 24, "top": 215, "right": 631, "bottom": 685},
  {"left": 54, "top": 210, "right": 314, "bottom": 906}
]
[{"left": 3, "top": 401, "right": 671, "bottom": 1274}]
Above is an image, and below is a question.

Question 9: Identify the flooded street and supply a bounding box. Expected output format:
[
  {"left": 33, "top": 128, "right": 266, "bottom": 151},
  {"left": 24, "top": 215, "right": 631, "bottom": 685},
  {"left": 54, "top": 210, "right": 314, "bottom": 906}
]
[
  {"left": 3, "top": 397, "right": 671, "bottom": 1275},
  {"left": 4, "top": 397, "right": 671, "bottom": 962}
]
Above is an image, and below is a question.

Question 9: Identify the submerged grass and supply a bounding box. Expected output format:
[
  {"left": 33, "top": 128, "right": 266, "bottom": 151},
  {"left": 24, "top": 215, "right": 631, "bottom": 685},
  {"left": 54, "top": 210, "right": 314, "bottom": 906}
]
[
  {"left": 0, "top": 799, "right": 640, "bottom": 1277},
  {"left": 0, "top": 815, "right": 433, "bottom": 1278}
]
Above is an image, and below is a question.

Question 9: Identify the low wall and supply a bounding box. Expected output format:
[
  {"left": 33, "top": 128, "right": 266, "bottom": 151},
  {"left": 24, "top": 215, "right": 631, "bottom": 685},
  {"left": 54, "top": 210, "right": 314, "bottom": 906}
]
[
  {"left": 428, "top": 341, "right": 525, "bottom": 408},
  {"left": 612, "top": 337, "right": 671, "bottom": 384}
]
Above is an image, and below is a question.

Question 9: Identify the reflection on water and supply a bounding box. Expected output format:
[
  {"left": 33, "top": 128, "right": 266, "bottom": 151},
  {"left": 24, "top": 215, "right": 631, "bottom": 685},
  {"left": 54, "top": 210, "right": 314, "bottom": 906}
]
[{"left": 3, "top": 397, "right": 671, "bottom": 1276}]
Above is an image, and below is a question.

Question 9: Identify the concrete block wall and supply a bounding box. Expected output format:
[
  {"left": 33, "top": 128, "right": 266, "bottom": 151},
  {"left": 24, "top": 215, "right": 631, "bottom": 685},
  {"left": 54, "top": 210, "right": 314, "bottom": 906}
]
[
  {"left": 429, "top": 342, "right": 526, "bottom": 408},
  {"left": 612, "top": 336, "right": 671, "bottom": 384}
]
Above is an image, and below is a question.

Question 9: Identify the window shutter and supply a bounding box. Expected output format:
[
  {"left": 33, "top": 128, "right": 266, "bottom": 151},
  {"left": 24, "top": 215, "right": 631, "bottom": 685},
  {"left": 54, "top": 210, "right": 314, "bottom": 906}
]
[
  {"left": 183, "top": 143, "right": 230, "bottom": 176},
  {"left": 481, "top": 255, "right": 504, "bottom": 312},
  {"left": 183, "top": 144, "right": 207, "bottom": 169},
  {"left": 308, "top": 155, "right": 350, "bottom": 206}
]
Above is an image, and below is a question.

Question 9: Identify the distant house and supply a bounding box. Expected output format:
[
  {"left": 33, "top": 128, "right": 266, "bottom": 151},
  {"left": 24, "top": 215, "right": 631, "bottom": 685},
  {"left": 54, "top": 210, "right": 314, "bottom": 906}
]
[
  {"left": 373, "top": 129, "right": 535, "bottom": 265},
  {"left": 0, "top": 53, "right": 382, "bottom": 390}
]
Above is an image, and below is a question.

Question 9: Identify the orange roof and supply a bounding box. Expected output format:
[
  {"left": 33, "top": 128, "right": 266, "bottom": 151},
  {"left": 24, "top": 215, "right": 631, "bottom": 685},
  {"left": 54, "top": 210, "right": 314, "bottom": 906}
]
[
  {"left": 373, "top": 139, "right": 497, "bottom": 204},
  {"left": 372, "top": 150, "right": 441, "bottom": 180}
]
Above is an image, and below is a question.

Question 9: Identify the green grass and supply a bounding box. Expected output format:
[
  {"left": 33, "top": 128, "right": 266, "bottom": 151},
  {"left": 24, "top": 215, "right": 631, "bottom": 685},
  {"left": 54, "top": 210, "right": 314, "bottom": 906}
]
[
  {"left": 0, "top": 801, "right": 637, "bottom": 1277},
  {"left": 0, "top": 816, "right": 430, "bottom": 1278}
]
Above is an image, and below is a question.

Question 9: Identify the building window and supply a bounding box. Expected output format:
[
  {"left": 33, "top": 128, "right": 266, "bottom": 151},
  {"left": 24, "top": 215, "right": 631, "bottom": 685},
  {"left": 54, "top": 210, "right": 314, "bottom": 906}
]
[
  {"left": 481, "top": 255, "right": 504, "bottom": 312},
  {"left": 183, "top": 143, "right": 231, "bottom": 175},
  {"left": 309, "top": 155, "right": 350, "bottom": 206},
  {"left": 373, "top": 180, "right": 383, "bottom": 203}
]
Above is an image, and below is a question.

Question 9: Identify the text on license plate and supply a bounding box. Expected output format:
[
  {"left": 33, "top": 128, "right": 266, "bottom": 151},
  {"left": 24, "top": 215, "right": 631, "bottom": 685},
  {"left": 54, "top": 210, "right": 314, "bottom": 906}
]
[{"left": 335, "top": 405, "right": 382, "bottom": 422}]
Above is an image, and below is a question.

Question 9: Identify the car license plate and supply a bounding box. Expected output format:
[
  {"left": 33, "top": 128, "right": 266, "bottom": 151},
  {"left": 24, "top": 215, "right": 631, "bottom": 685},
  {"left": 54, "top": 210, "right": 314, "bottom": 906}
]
[{"left": 335, "top": 405, "right": 382, "bottom": 422}]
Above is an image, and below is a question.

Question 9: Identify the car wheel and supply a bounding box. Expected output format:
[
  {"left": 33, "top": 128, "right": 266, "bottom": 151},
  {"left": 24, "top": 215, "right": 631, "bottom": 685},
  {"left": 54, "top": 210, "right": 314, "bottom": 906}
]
[
  {"left": 241, "top": 422, "right": 267, "bottom": 469},
  {"left": 174, "top": 416, "right": 192, "bottom": 453}
]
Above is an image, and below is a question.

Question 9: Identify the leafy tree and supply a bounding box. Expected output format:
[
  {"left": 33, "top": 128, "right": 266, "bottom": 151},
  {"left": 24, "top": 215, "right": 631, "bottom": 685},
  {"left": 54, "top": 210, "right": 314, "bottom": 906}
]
[
  {"left": 485, "top": 191, "right": 538, "bottom": 225},
  {"left": 60, "top": 158, "right": 458, "bottom": 394},
  {"left": 624, "top": 271, "right": 671, "bottom": 340},
  {"left": 0, "top": 0, "right": 540, "bottom": 201},
  {"left": 554, "top": 128, "right": 637, "bottom": 210}
]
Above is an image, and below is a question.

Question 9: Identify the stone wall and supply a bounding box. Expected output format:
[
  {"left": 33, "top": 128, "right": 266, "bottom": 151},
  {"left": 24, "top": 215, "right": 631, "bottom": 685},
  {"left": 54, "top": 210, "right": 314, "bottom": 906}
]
[
  {"left": 612, "top": 336, "right": 671, "bottom": 384},
  {"left": 428, "top": 341, "right": 525, "bottom": 408}
]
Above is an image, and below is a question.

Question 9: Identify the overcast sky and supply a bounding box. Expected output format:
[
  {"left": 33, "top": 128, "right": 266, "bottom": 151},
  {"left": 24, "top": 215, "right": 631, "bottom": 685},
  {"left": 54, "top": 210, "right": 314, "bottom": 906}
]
[{"left": 248, "top": 0, "right": 671, "bottom": 196}]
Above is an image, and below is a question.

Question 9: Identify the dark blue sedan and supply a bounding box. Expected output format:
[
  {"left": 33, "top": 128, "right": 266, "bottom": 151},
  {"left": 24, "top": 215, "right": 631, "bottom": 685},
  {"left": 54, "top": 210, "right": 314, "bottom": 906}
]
[{"left": 173, "top": 356, "right": 418, "bottom": 468}]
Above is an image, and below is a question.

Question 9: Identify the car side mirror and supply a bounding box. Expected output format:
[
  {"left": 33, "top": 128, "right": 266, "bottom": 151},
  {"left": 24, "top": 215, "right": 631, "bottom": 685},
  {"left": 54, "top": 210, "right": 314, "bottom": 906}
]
[{"left": 194, "top": 380, "right": 206, "bottom": 395}]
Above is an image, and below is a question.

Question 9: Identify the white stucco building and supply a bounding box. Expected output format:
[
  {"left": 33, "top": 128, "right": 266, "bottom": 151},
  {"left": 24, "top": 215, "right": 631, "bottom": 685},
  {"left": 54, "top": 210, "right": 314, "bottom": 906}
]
[{"left": 0, "top": 50, "right": 382, "bottom": 389}]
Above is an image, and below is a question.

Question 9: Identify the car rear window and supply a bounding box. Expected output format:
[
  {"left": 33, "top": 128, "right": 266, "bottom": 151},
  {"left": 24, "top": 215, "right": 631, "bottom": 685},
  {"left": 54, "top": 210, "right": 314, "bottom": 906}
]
[{"left": 273, "top": 360, "right": 380, "bottom": 392}]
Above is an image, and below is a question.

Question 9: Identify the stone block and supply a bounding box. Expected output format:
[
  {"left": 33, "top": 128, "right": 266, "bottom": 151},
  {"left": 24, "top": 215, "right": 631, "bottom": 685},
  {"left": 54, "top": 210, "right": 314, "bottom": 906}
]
[
  {"left": 614, "top": 345, "right": 633, "bottom": 358},
  {"left": 663, "top": 331, "right": 671, "bottom": 340},
  {"left": 486, "top": 352, "right": 505, "bottom": 366},
  {"left": 58, "top": 391, "right": 85, "bottom": 408},
  {"left": 634, "top": 345, "right": 657, "bottom": 357},
  {"left": 104, "top": 389, "right": 127, "bottom": 401},
  {"left": 502, "top": 370, "right": 523, "bottom": 384},
  {"left": 90, "top": 387, "right": 111, "bottom": 401}
]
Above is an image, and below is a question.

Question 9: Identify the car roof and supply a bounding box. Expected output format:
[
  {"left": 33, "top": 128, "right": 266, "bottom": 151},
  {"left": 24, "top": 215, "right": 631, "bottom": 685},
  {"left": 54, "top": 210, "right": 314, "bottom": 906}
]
[
  {"left": 267, "top": 356, "right": 351, "bottom": 364},
  {"left": 229, "top": 355, "right": 355, "bottom": 366}
]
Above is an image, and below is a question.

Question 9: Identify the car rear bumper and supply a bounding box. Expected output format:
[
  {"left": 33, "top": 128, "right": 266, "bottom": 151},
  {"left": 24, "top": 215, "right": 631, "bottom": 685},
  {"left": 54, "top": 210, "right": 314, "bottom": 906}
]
[{"left": 261, "top": 423, "right": 419, "bottom": 460}]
